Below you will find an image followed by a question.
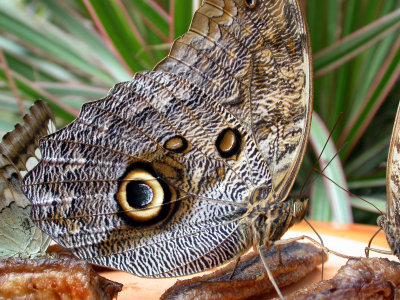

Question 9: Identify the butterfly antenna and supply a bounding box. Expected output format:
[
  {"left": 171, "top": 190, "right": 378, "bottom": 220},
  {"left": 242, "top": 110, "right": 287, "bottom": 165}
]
[
  {"left": 298, "top": 112, "right": 343, "bottom": 280},
  {"left": 296, "top": 141, "right": 348, "bottom": 199},
  {"left": 299, "top": 112, "right": 343, "bottom": 198},
  {"left": 293, "top": 112, "right": 342, "bottom": 282},
  {"left": 319, "top": 142, "right": 348, "bottom": 175},
  {"left": 313, "top": 168, "right": 383, "bottom": 215}
]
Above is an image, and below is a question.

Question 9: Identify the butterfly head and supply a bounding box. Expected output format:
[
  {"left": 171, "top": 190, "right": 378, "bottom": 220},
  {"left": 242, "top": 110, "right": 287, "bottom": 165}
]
[
  {"left": 291, "top": 198, "right": 308, "bottom": 225},
  {"left": 377, "top": 214, "right": 384, "bottom": 228},
  {"left": 377, "top": 214, "right": 400, "bottom": 258},
  {"left": 250, "top": 193, "right": 308, "bottom": 249},
  {"left": 270, "top": 198, "right": 308, "bottom": 239}
]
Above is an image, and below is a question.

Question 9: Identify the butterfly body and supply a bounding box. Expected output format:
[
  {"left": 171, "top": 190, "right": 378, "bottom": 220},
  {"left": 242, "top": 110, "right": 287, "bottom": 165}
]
[
  {"left": 22, "top": 0, "right": 312, "bottom": 278},
  {"left": 378, "top": 216, "right": 400, "bottom": 258}
]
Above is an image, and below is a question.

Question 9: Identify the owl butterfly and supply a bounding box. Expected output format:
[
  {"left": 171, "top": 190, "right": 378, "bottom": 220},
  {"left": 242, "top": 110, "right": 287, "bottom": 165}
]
[
  {"left": 22, "top": 0, "right": 312, "bottom": 292},
  {"left": 0, "top": 101, "right": 55, "bottom": 259},
  {"left": 378, "top": 103, "right": 400, "bottom": 258}
]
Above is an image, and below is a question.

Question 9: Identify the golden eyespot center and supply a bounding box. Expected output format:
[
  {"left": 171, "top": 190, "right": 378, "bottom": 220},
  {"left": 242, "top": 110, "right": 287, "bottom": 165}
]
[
  {"left": 219, "top": 130, "right": 237, "bottom": 153},
  {"left": 245, "top": 0, "right": 256, "bottom": 8},
  {"left": 216, "top": 128, "right": 242, "bottom": 158},
  {"left": 117, "top": 169, "right": 163, "bottom": 222},
  {"left": 164, "top": 135, "right": 189, "bottom": 153}
]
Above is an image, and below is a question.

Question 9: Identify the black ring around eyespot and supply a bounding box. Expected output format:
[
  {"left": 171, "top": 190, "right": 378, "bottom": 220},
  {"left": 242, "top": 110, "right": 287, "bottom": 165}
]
[
  {"left": 215, "top": 128, "right": 242, "bottom": 158},
  {"left": 245, "top": 0, "right": 257, "bottom": 9},
  {"left": 116, "top": 162, "right": 177, "bottom": 227}
]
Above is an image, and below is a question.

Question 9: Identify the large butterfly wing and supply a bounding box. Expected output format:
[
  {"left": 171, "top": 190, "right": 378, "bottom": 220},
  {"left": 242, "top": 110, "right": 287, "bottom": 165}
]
[
  {"left": 0, "top": 101, "right": 55, "bottom": 259},
  {"left": 387, "top": 103, "right": 400, "bottom": 219},
  {"left": 156, "top": 0, "right": 313, "bottom": 200},
  {"left": 22, "top": 0, "right": 311, "bottom": 277},
  {"left": 23, "top": 71, "right": 272, "bottom": 277},
  {"left": 381, "top": 102, "right": 400, "bottom": 257}
]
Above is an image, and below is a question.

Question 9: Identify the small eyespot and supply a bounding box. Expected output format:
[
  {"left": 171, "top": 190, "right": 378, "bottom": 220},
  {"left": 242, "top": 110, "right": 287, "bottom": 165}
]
[
  {"left": 216, "top": 128, "right": 242, "bottom": 159},
  {"left": 164, "top": 135, "right": 189, "bottom": 153},
  {"left": 244, "top": 0, "right": 257, "bottom": 9}
]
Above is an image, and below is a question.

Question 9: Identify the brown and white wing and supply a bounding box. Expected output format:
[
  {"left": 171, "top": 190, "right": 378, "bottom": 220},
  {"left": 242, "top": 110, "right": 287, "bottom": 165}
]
[
  {"left": 22, "top": 0, "right": 311, "bottom": 277},
  {"left": 156, "top": 0, "right": 312, "bottom": 199},
  {"left": 23, "top": 71, "right": 273, "bottom": 277},
  {"left": 0, "top": 101, "right": 55, "bottom": 258},
  {"left": 387, "top": 103, "right": 400, "bottom": 223}
]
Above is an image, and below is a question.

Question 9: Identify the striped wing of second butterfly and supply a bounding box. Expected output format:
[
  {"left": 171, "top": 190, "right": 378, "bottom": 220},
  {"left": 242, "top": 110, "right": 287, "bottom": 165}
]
[
  {"left": 379, "top": 102, "right": 400, "bottom": 258},
  {"left": 22, "top": 0, "right": 312, "bottom": 278},
  {"left": 0, "top": 101, "right": 55, "bottom": 259}
]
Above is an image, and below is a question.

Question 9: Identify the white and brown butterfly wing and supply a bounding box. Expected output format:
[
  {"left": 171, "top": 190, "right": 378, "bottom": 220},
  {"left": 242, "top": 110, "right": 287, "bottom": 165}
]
[
  {"left": 156, "top": 0, "right": 312, "bottom": 199},
  {"left": 381, "top": 102, "right": 400, "bottom": 257},
  {"left": 23, "top": 71, "right": 273, "bottom": 276},
  {"left": 0, "top": 101, "right": 55, "bottom": 259},
  {"left": 387, "top": 104, "right": 400, "bottom": 218},
  {"left": 23, "top": 0, "right": 311, "bottom": 277}
]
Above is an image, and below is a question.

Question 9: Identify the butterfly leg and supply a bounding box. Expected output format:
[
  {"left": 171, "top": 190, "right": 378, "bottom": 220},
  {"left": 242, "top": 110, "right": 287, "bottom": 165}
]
[
  {"left": 365, "top": 227, "right": 393, "bottom": 257},
  {"left": 274, "top": 235, "right": 353, "bottom": 259},
  {"left": 274, "top": 235, "right": 357, "bottom": 281},
  {"left": 277, "top": 245, "right": 282, "bottom": 264},
  {"left": 229, "top": 256, "right": 241, "bottom": 280},
  {"left": 258, "top": 244, "right": 285, "bottom": 300},
  {"left": 365, "top": 247, "right": 393, "bottom": 257}
]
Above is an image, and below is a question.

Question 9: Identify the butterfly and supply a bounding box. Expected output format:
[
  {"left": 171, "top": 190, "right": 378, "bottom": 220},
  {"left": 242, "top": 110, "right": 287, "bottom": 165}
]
[
  {"left": 377, "top": 103, "right": 400, "bottom": 258},
  {"left": 22, "top": 0, "right": 312, "bottom": 282},
  {"left": 0, "top": 101, "right": 55, "bottom": 259}
]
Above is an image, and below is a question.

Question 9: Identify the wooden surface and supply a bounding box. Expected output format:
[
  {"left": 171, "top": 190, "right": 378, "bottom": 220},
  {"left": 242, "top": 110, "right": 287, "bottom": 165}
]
[{"left": 100, "top": 220, "right": 393, "bottom": 299}]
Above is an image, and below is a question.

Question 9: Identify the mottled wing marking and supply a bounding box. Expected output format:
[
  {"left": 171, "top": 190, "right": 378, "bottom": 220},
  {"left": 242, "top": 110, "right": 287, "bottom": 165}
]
[
  {"left": 387, "top": 103, "right": 400, "bottom": 219},
  {"left": 381, "top": 103, "right": 400, "bottom": 258},
  {"left": 0, "top": 155, "right": 49, "bottom": 259},
  {"left": 0, "top": 101, "right": 54, "bottom": 259},
  {"left": 0, "top": 101, "right": 55, "bottom": 178},
  {"left": 23, "top": 71, "right": 271, "bottom": 276},
  {"left": 156, "top": 0, "right": 312, "bottom": 199},
  {"left": 22, "top": 0, "right": 311, "bottom": 277},
  {"left": 90, "top": 214, "right": 250, "bottom": 277}
]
